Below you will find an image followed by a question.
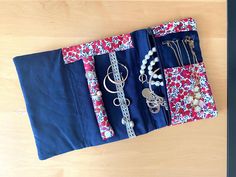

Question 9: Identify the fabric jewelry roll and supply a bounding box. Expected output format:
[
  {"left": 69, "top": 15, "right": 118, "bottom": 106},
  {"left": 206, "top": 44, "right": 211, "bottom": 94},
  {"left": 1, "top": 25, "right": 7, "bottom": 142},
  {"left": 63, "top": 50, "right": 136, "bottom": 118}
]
[{"left": 14, "top": 17, "right": 217, "bottom": 160}]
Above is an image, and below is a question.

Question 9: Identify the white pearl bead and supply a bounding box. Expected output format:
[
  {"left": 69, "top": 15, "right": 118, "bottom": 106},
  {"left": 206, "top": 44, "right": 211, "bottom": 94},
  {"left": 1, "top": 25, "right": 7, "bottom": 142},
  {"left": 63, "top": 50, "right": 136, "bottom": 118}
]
[
  {"left": 141, "top": 65, "right": 146, "bottom": 70},
  {"left": 153, "top": 74, "right": 158, "bottom": 79},
  {"left": 148, "top": 71, "right": 153, "bottom": 76},
  {"left": 148, "top": 50, "right": 153, "bottom": 56},
  {"left": 145, "top": 54, "right": 150, "bottom": 60},
  {"left": 193, "top": 99, "right": 199, "bottom": 105},
  {"left": 96, "top": 91, "right": 102, "bottom": 97},
  {"left": 152, "top": 47, "right": 157, "bottom": 52},
  {"left": 129, "top": 121, "right": 134, "bottom": 128},
  {"left": 148, "top": 65, "right": 152, "bottom": 71},
  {"left": 160, "top": 82, "right": 164, "bottom": 86},
  {"left": 85, "top": 72, "right": 93, "bottom": 79},
  {"left": 150, "top": 81, "right": 155, "bottom": 85},
  {"left": 154, "top": 57, "right": 159, "bottom": 62},
  {"left": 194, "top": 86, "right": 200, "bottom": 92},
  {"left": 157, "top": 74, "right": 162, "bottom": 79},
  {"left": 187, "top": 96, "right": 193, "bottom": 102},
  {"left": 194, "top": 106, "right": 201, "bottom": 112},
  {"left": 155, "top": 82, "right": 159, "bottom": 86},
  {"left": 140, "top": 70, "right": 145, "bottom": 75},
  {"left": 142, "top": 59, "right": 147, "bottom": 64},
  {"left": 121, "top": 118, "right": 126, "bottom": 125},
  {"left": 150, "top": 61, "right": 155, "bottom": 66},
  {"left": 195, "top": 92, "right": 201, "bottom": 99},
  {"left": 104, "top": 131, "right": 111, "bottom": 138}
]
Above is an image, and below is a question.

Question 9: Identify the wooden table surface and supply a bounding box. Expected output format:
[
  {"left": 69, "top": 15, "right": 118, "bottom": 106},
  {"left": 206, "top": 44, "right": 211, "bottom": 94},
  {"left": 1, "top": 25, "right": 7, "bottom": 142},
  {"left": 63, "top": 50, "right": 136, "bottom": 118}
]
[{"left": 0, "top": 1, "right": 226, "bottom": 177}]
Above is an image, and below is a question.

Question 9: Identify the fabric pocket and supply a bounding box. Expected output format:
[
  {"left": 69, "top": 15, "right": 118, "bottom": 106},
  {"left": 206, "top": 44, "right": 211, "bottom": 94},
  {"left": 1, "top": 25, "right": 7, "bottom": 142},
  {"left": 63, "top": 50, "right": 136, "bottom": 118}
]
[{"left": 164, "top": 62, "right": 217, "bottom": 125}]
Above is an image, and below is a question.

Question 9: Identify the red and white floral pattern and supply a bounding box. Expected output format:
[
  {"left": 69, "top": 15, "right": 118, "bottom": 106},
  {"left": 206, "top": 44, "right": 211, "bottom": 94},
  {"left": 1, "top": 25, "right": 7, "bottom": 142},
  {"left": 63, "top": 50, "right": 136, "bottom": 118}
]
[
  {"left": 83, "top": 56, "right": 114, "bottom": 140},
  {"left": 62, "top": 33, "right": 133, "bottom": 64},
  {"left": 164, "top": 62, "right": 217, "bottom": 125},
  {"left": 152, "top": 17, "right": 197, "bottom": 37}
]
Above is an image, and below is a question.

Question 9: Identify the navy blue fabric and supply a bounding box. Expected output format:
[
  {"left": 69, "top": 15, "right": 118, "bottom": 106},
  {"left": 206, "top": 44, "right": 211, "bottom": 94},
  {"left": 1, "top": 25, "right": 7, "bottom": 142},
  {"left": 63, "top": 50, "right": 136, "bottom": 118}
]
[
  {"left": 14, "top": 50, "right": 86, "bottom": 159},
  {"left": 155, "top": 31, "right": 202, "bottom": 68},
  {"left": 13, "top": 28, "right": 203, "bottom": 160},
  {"left": 131, "top": 29, "right": 170, "bottom": 127}
]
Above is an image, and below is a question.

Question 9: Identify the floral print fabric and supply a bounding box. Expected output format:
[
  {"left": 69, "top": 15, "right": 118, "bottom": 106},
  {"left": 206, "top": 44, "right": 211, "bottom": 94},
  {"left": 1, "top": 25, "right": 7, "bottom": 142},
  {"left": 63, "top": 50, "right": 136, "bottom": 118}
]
[
  {"left": 152, "top": 17, "right": 197, "bottom": 37},
  {"left": 83, "top": 56, "right": 114, "bottom": 140},
  {"left": 164, "top": 62, "right": 217, "bottom": 125},
  {"left": 62, "top": 34, "right": 133, "bottom": 64}
]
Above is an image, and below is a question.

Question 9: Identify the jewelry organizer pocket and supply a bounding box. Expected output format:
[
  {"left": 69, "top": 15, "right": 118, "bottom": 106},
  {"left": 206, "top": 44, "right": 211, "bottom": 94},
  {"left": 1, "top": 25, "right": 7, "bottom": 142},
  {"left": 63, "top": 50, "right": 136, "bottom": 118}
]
[
  {"left": 131, "top": 29, "right": 171, "bottom": 128},
  {"left": 158, "top": 31, "right": 203, "bottom": 68},
  {"left": 155, "top": 30, "right": 217, "bottom": 125},
  {"left": 164, "top": 63, "right": 217, "bottom": 125}
]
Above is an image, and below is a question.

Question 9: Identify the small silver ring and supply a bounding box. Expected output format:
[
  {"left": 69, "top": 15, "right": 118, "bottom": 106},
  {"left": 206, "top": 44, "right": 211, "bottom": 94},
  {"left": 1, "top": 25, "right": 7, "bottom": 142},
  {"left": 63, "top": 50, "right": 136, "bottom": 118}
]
[
  {"left": 147, "top": 100, "right": 158, "bottom": 108},
  {"left": 125, "top": 98, "right": 130, "bottom": 106},
  {"left": 139, "top": 74, "right": 147, "bottom": 83},
  {"left": 113, "top": 98, "right": 120, "bottom": 106},
  {"left": 113, "top": 98, "right": 130, "bottom": 106},
  {"left": 150, "top": 106, "right": 160, "bottom": 113}
]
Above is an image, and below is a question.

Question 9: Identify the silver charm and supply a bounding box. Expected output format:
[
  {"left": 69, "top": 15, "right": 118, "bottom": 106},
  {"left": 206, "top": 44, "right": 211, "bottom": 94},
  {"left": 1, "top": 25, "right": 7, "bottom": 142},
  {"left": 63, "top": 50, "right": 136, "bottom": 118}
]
[
  {"left": 138, "top": 73, "right": 148, "bottom": 84},
  {"left": 141, "top": 88, "right": 167, "bottom": 113},
  {"left": 141, "top": 68, "right": 168, "bottom": 113},
  {"left": 141, "top": 88, "right": 153, "bottom": 100}
]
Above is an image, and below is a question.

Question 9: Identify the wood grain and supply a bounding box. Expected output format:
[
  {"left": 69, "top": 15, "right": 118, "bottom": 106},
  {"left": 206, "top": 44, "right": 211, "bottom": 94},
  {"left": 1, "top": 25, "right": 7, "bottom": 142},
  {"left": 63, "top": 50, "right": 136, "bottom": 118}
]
[{"left": 0, "top": 1, "right": 226, "bottom": 177}]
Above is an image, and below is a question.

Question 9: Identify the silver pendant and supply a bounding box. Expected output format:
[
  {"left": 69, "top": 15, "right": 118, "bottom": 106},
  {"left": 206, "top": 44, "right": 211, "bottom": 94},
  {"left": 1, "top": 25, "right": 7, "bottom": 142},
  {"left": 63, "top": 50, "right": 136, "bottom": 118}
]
[
  {"left": 141, "top": 88, "right": 166, "bottom": 113},
  {"left": 141, "top": 88, "right": 153, "bottom": 100}
]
